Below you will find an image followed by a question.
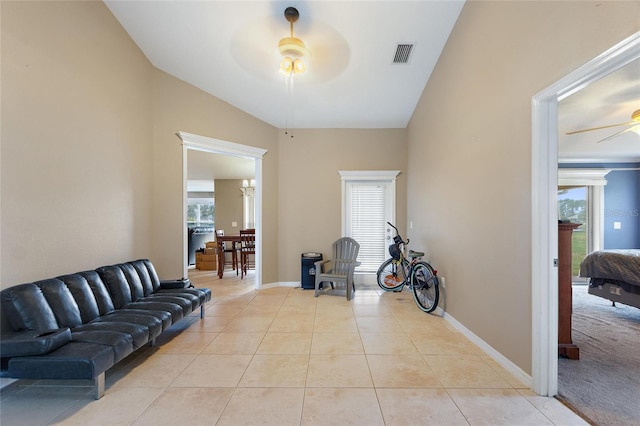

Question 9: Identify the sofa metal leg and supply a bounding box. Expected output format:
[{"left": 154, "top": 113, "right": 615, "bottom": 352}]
[
  {"left": 200, "top": 305, "right": 205, "bottom": 319},
  {"left": 94, "top": 373, "right": 105, "bottom": 400}
]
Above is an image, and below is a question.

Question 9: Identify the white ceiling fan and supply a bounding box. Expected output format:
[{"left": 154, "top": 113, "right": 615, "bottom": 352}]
[
  {"left": 229, "top": 5, "right": 350, "bottom": 85},
  {"left": 566, "top": 108, "right": 640, "bottom": 143}
]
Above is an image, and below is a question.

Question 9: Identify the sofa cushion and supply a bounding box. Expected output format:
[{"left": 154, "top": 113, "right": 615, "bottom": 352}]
[
  {"left": 8, "top": 341, "right": 115, "bottom": 380},
  {"left": 95, "top": 312, "right": 163, "bottom": 340},
  {"left": 36, "top": 279, "right": 82, "bottom": 328},
  {"left": 117, "top": 263, "right": 145, "bottom": 301},
  {"left": 139, "top": 259, "right": 162, "bottom": 293},
  {"left": 118, "top": 308, "right": 173, "bottom": 330},
  {"left": 1, "top": 283, "right": 59, "bottom": 331},
  {"left": 71, "top": 330, "right": 133, "bottom": 363},
  {"left": 153, "top": 290, "right": 200, "bottom": 311},
  {"left": 123, "top": 301, "right": 184, "bottom": 325},
  {"left": 73, "top": 321, "right": 149, "bottom": 349},
  {"left": 0, "top": 328, "right": 72, "bottom": 358},
  {"left": 96, "top": 265, "right": 132, "bottom": 309},
  {"left": 141, "top": 294, "right": 193, "bottom": 316},
  {"left": 79, "top": 271, "right": 115, "bottom": 315},
  {"left": 58, "top": 274, "right": 101, "bottom": 323},
  {"left": 130, "top": 260, "right": 155, "bottom": 296},
  {"left": 157, "top": 288, "right": 210, "bottom": 305}
]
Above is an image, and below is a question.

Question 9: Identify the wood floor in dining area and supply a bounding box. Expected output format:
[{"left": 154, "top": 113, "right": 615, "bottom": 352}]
[{"left": 0, "top": 268, "right": 587, "bottom": 425}]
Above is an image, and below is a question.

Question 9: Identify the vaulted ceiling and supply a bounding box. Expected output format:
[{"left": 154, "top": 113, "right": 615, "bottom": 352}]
[
  {"left": 105, "top": 0, "right": 464, "bottom": 129},
  {"left": 104, "top": 1, "right": 639, "bottom": 170}
]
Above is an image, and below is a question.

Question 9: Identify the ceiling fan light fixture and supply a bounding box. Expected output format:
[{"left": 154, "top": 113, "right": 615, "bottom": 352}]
[
  {"left": 279, "top": 56, "right": 306, "bottom": 75},
  {"left": 278, "top": 7, "right": 309, "bottom": 75},
  {"left": 278, "top": 36, "right": 307, "bottom": 59},
  {"left": 280, "top": 57, "right": 293, "bottom": 74},
  {"left": 293, "top": 58, "right": 306, "bottom": 74},
  {"left": 631, "top": 109, "right": 640, "bottom": 122},
  {"left": 278, "top": 36, "right": 308, "bottom": 75}
]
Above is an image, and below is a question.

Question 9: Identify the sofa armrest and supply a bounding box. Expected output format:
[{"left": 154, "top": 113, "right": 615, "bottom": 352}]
[
  {"left": 1, "top": 328, "right": 71, "bottom": 358},
  {"left": 159, "top": 278, "right": 192, "bottom": 289}
]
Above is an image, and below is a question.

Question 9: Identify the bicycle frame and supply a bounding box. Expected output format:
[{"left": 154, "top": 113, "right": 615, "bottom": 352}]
[
  {"left": 391, "top": 252, "right": 421, "bottom": 289},
  {"left": 387, "top": 222, "right": 419, "bottom": 288},
  {"left": 379, "top": 222, "right": 440, "bottom": 313}
]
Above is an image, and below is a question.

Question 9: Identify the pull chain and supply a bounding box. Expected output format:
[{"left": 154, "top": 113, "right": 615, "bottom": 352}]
[{"left": 284, "top": 72, "right": 295, "bottom": 138}]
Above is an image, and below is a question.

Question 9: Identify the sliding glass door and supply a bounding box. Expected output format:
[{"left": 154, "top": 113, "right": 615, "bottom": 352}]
[{"left": 558, "top": 186, "right": 588, "bottom": 279}]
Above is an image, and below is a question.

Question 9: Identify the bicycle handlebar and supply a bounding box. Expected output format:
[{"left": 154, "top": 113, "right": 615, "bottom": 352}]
[{"left": 387, "top": 222, "right": 409, "bottom": 246}]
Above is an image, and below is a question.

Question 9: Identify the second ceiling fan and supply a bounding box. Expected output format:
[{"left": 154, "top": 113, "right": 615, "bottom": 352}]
[{"left": 566, "top": 108, "right": 640, "bottom": 143}]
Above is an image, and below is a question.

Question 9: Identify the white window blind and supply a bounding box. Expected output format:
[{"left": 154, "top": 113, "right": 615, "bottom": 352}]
[{"left": 348, "top": 183, "right": 388, "bottom": 273}]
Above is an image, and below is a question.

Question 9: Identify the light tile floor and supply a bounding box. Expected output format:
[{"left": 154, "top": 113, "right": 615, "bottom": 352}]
[{"left": 0, "top": 269, "right": 588, "bottom": 425}]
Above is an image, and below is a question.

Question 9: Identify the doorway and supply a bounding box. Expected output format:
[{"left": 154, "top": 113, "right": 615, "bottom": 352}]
[
  {"left": 178, "top": 131, "right": 268, "bottom": 289},
  {"left": 340, "top": 170, "right": 400, "bottom": 285},
  {"left": 531, "top": 33, "right": 640, "bottom": 396}
]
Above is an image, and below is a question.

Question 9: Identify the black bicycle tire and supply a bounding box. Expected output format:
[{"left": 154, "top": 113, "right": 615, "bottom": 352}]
[
  {"left": 411, "top": 262, "right": 439, "bottom": 313},
  {"left": 376, "top": 258, "right": 409, "bottom": 291}
]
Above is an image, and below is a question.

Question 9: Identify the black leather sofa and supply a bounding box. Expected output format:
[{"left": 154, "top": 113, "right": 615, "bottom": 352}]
[{"left": 0, "top": 259, "right": 211, "bottom": 399}]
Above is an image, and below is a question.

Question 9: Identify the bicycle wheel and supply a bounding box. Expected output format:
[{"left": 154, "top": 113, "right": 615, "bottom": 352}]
[
  {"left": 377, "top": 258, "right": 409, "bottom": 291},
  {"left": 411, "top": 262, "right": 439, "bottom": 313}
]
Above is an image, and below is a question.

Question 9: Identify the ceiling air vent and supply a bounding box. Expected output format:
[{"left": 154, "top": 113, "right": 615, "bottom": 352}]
[{"left": 393, "top": 44, "right": 414, "bottom": 64}]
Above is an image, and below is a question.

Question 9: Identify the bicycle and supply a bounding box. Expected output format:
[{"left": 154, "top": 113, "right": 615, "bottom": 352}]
[{"left": 376, "top": 222, "right": 440, "bottom": 313}]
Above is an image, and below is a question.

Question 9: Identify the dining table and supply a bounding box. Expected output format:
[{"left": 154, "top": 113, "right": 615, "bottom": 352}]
[{"left": 216, "top": 234, "right": 242, "bottom": 278}]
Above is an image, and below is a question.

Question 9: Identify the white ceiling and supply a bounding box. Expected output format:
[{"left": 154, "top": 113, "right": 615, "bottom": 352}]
[
  {"left": 104, "top": 1, "right": 639, "bottom": 169},
  {"left": 105, "top": 0, "right": 465, "bottom": 129},
  {"left": 558, "top": 57, "right": 640, "bottom": 163}
]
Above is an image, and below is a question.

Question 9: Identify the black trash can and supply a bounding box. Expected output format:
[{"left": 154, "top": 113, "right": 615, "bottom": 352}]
[{"left": 301, "top": 252, "right": 322, "bottom": 289}]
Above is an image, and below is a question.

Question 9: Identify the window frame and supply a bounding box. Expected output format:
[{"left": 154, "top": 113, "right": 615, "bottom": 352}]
[
  {"left": 339, "top": 170, "right": 400, "bottom": 279},
  {"left": 558, "top": 168, "right": 609, "bottom": 254}
]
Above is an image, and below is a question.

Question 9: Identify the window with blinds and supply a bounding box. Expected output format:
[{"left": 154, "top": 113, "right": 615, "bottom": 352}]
[{"left": 347, "top": 182, "right": 388, "bottom": 273}]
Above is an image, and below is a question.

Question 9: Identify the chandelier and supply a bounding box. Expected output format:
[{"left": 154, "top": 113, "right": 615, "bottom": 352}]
[{"left": 278, "top": 7, "right": 309, "bottom": 75}]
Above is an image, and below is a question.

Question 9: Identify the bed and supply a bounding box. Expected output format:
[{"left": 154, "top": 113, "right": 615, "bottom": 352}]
[{"left": 580, "top": 249, "right": 640, "bottom": 309}]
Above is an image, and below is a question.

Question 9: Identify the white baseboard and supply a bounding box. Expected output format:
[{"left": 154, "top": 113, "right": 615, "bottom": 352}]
[
  {"left": 261, "top": 281, "right": 300, "bottom": 289},
  {"left": 443, "top": 310, "right": 533, "bottom": 388}
]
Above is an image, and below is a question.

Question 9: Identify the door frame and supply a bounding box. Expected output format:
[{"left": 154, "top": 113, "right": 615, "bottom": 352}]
[
  {"left": 339, "top": 170, "right": 400, "bottom": 283},
  {"left": 178, "top": 131, "right": 268, "bottom": 289},
  {"left": 531, "top": 32, "right": 640, "bottom": 396}
]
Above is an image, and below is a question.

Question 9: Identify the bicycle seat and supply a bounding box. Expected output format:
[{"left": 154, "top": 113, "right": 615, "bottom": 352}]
[{"left": 408, "top": 250, "right": 424, "bottom": 259}]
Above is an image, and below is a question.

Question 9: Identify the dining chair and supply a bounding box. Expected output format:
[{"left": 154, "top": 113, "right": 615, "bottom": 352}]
[
  {"left": 215, "top": 229, "right": 238, "bottom": 274},
  {"left": 240, "top": 229, "right": 256, "bottom": 279},
  {"left": 314, "top": 237, "right": 360, "bottom": 300}
]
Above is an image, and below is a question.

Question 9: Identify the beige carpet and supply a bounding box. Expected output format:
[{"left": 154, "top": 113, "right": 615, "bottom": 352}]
[{"left": 558, "top": 285, "right": 640, "bottom": 425}]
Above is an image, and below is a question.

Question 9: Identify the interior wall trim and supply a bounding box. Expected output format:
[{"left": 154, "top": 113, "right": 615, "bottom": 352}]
[
  {"left": 531, "top": 31, "right": 640, "bottom": 396},
  {"left": 177, "top": 131, "right": 267, "bottom": 159},
  {"left": 178, "top": 131, "right": 268, "bottom": 289},
  {"left": 444, "top": 311, "right": 532, "bottom": 388}
]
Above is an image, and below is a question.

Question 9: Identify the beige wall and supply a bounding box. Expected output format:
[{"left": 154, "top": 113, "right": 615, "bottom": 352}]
[
  {"left": 213, "top": 179, "right": 244, "bottom": 234},
  {"left": 0, "top": 2, "right": 406, "bottom": 290},
  {"left": 277, "top": 128, "right": 407, "bottom": 282},
  {"left": 0, "top": 1, "right": 280, "bottom": 286},
  {"left": 150, "top": 70, "right": 279, "bottom": 281},
  {"left": 407, "top": 0, "right": 640, "bottom": 373},
  {"left": 1, "top": 1, "right": 154, "bottom": 287}
]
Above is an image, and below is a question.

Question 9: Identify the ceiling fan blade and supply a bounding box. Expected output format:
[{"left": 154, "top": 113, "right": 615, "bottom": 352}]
[
  {"left": 595, "top": 127, "right": 633, "bottom": 143},
  {"left": 566, "top": 121, "right": 634, "bottom": 135}
]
